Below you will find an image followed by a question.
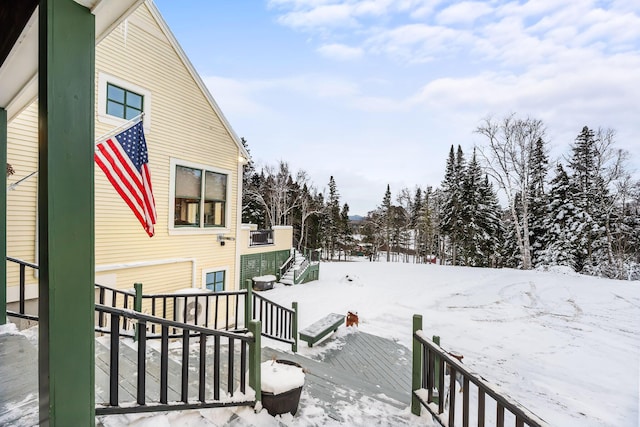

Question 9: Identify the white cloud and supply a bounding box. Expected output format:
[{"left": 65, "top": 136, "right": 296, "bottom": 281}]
[
  {"left": 317, "top": 43, "right": 364, "bottom": 60},
  {"left": 202, "top": 75, "right": 269, "bottom": 116},
  {"left": 436, "top": 1, "right": 494, "bottom": 25},
  {"left": 366, "top": 23, "right": 472, "bottom": 63},
  {"left": 276, "top": 4, "right": 357, "bottom": 29}
]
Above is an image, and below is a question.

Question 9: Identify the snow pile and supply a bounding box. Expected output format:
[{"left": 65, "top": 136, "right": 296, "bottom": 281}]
[
  {"left": 261, "top": 360, "right": 305, "bottom": 395},
  {"left": 253, "top": 274, "right": 277, "bottom": 282}
]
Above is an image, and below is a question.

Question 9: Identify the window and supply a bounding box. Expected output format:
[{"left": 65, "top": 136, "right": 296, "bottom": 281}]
[
  {"left": 106, "top": 83, "right": 143, "bottom": 120},
  {"left": 205, "top": 270, "right": 225, "bottom": 292},
  {"left": 97, "top": 73, "right": 151, "bottom": 129},
  {"left": 174, "top": 164, "right": 227, "bottom": 228}
]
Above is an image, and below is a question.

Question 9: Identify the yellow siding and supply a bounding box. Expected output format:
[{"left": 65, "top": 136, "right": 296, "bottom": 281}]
[
  {"left": 6, "top": 2, "right": 243, "bottom": 302},
  {"left": 239, "top": 225, "right": 294, "bottom": 255},
  {"left": 6, "top": 103, "right": 39, "bottom": 299},
  {"left": 94, "top": 3, "right": 241, "bottom": 292}
]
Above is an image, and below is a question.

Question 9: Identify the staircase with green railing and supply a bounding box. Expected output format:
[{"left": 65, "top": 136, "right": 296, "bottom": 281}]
[{"left": 279, "top": 248, "right": 320, "bottom": 285}]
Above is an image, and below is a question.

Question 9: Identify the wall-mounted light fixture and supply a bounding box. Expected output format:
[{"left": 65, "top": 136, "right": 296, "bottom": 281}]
[{"left": 217, "top": 234, "right": 235, "bottom": 246}]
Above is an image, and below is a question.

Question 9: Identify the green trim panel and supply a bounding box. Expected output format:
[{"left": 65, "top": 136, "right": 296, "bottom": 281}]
[{"left": 239, "top": 250, "right": 290, "bottom": 289}]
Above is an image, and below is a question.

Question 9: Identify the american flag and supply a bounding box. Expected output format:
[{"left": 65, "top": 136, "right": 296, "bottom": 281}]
[{"left": 95, "top": 121, "right": 157, "bottom": 237}]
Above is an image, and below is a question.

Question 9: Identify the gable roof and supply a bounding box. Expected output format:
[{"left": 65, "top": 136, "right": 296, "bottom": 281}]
[{"left": 145, "top": 1, "right": 249, "bottom": 159}]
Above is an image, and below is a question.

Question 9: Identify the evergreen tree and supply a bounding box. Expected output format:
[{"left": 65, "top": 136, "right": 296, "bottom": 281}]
[
  {"left": 479, "top": 175, "right": 504, "bottom": 267},
  {"left": 381, "top": 184, "right": 392, "bottom": 262},
  {"left": 339, "top": 203, "right": 352, "bottom": 259},
  {"left": 440, "top": 145, "right": 465, "bottom": 265},
  {"left": 411, "top": 188, "right": 423, "bottom": 261},
  {"left": 458, "top": 149, "right": 503, "bottom": 266},
  {"left": 459, "top": 148, "right": 483, "bottom": 265},
  {"left": 240, "top": 138, "right": 267, "bottom": 226},
  {"left": 567, "top": 126, "right": 604, "bottom": 269},
  {"left": 528, "top": 137, "right": 549, "bottom": 267},
  {"left": 539, "top": 164, "right": 582, "bottom": 269},
  {"left": 326, "top": 176, "right": 341, "bottom": 259}
]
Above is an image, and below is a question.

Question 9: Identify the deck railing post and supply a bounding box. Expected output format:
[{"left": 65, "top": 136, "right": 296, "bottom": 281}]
[
  {"left": 292, "top": 301, "right": 298, "bottom": 353},
  {"left": 245, "top": 280, "right": 253, "bottom": 328},
  {"left": 433, "top": 335, "right": 441, "bottom": 408},
  {"left": 248, "top": 319, "right": 262, "bottom": 404},
  {"left": 134, "top": 282, "right": 142, "bottom": 342},
  {"left": 411, "top": 314, "right": 423, "bottom": 416}
]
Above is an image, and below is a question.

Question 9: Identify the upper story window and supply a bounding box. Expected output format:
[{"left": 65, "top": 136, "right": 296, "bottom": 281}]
[
  {"left": 97, "top": 72, "right": 151, "bottom": 130},
  {"left": 106, "top": 83, "right": 143, "bottom": 120},
  {"left": 172, "top": 160, "right": 229, "bottom": 231}
]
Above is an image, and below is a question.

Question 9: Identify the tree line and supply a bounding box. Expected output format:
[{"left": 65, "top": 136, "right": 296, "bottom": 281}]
[
  {"left": 241, "top": 139, "right": 351, "bottom": 259},
  {"left": 241, "top": 114, "right": 640, "bottom": 280},
  {"left": 361, "top": 115, "right": 639, "bottom": 280}
]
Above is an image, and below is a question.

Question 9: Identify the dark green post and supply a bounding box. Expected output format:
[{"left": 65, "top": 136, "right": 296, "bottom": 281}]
[
  {"left": 411, "top": 314, "right": 423, "bottom": 415},
  {"left": 245, "top": 279, "right": 253, "bottom": 328},
  {"left": 433, "top": 334, "right": 441, "bottom": 405},
  {"left": 134, "top": 283, "right": 143, "bottom": 312},
  {"left": 0, "top": 108, "right": 6, "bottom": 325},
  {"left": 248, "top": 320, "right": 262, "bottom": 404},
  {"left": 292, "top": 302, "right": 298, "bottom": 353},
  {"left": 134, "top": 283, "right": 142, "bottom": 341},
  {"left": 38, "top": 0, "right": 95, "bottom": 424}
]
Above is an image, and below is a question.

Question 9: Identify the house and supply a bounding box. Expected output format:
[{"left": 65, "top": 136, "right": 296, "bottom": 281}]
[{"left": 6, "top": 1, "right": 253, "bottom": 310}]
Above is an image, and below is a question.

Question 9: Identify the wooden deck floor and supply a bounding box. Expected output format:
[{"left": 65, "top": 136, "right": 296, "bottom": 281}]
[
  {"left": 0, "top": 332, "right": 39, "bottom": 427},
  {"left": 1, "top": 327, "right": 413, "bottom": 425},
  {"left": 262, "top": 330, "right": 413, "bottom": 423}
]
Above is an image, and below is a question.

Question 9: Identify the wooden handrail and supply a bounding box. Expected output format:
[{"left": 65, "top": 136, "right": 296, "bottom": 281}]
[{"left": 412, "top": 315, "right": 549, "bottom": 427}]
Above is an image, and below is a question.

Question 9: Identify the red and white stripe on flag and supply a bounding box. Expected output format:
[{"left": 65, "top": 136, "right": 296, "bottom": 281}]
[{"left": 95, "top": 122, "right": 157, "bottom": 237}]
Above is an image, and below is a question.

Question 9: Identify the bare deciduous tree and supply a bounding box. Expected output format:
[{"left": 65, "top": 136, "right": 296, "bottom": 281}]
[
  {"left": 476, "top": 114, "right": 546, "bottom": 270},
  {"left": 244, "top": 161, "right": 303, "bottom": 227}
]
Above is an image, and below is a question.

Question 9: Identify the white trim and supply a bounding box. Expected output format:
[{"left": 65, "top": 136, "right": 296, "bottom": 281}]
[
  {"left": 97, "top": 71, "right": 152, "bottom": 131},
  {"left": 169, "top": 157, "right": 233, "bottom": 236},
  {"left": 201, "top": 266, "right": 230, "bottom": 291}
]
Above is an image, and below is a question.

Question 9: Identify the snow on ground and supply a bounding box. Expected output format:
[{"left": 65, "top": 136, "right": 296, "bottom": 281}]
[
  {"left": 259, "top": 259, "right": 639, "bottom": 427},
  {"left": 5, "top": 260, "right": 639, "bottom": 426}
]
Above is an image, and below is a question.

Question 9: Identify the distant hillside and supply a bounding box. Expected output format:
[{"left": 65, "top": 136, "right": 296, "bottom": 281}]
[{"left": 349, "top": 215, "right": 364, "bottom": 221}]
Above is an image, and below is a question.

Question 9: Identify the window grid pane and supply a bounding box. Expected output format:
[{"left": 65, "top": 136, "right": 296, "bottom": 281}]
[
  {"left": 205, "top": 271, "right": 225, "bottom": 292},
  {"left": 106, "top": 83, "right": 143, "bottom": 119},
  {"left": 106, "top": 101, "right": 124, "bottom": 118}
]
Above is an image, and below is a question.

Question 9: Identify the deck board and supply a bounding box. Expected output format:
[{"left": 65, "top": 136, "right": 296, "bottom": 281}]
[
  {"left": 0, "top": 332, "right": 39, "bottom": 427},
  {"left": 2, "top": 325, "right": 413, "bottom": 425},
  {"left": 262, "top": 330, "right": 412, "bottom": 414}
]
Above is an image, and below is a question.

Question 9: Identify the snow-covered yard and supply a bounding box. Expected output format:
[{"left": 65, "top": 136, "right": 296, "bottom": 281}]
[{"left": 258, "top": 260, "right": 639, "bottom": 427}]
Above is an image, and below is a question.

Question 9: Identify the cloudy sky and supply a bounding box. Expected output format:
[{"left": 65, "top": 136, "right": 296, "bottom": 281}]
[{"left": 154, "top": 0, "right": 640, "bottom": 216}]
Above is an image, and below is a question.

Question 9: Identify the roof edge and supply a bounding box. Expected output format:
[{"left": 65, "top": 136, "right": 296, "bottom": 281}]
[{"left": 145, "top": 0, "right": 250, "bottom": 159}]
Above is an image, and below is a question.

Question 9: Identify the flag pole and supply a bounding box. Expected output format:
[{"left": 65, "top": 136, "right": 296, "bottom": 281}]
[
  {"left": 7, "top": 170, "right": 38, "bottom": 191},
  {"left": 8, "top": 113, "right": 146, "bottom": 191},
  {"left": 94, "top": 112, "right": 144, "bottom": 145}
]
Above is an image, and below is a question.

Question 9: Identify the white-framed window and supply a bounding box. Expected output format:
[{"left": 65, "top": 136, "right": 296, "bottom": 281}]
[
  {"left": 202, "top": 267, "right": 228, "bottom": 292},
  {"left": 169, "top": 158, "right": 232, "bottom": 235},
  {"left": 97, "top": 72, "right": 151, "bottom": 130}
]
